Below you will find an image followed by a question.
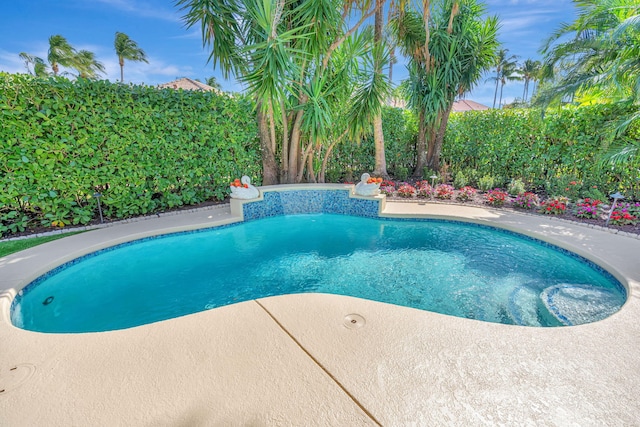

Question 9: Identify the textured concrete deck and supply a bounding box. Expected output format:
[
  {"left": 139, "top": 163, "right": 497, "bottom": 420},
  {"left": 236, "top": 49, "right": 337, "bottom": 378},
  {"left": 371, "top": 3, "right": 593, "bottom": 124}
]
[{"left": 1, "top": 201, "right": 639, "bottom": 426}]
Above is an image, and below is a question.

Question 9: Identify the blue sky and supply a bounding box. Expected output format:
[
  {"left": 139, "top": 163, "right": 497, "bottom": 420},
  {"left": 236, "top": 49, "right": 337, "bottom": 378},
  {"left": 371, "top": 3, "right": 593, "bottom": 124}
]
[{"left": 0, "top": 0, "right": 576, "bottom": 107}]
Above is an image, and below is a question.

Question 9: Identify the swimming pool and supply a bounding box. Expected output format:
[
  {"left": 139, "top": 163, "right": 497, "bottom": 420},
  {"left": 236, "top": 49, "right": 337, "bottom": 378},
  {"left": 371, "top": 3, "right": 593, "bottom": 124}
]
[{"left": 11, "top": 213, "right": 626, "bottom": 333}]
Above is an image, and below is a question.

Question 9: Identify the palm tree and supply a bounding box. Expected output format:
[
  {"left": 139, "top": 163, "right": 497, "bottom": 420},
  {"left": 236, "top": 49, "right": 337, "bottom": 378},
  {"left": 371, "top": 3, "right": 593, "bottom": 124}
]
[
  {"left": 47, "top": 35, "right": 77, "bottom": 76},
  {"left": 176, "top": 0, "right": 382, "bottom": 184},
  {"left": 205, "top": 76, "right": 222, "bottom": 89},
  {"left": 114, "top": 32, "right": 149, "bottom": 83},
  {"left": 540, "top": 0, "right": 640, "bottom": 163},
  {"left": 19, "top": 52, "right": 49, "bottom": 77},
  {"left": 497, "top": 59, "right": 521, "bottom": 108},
  {"left": 73, "top": 50, "right": 105, "bottom": 79},
  {"left": 519, "top": 58, "right": 541, "bottom": 102},
  {"left": 488, "top": 49, "right": 518, "bottom": 108},
  {"left": 370, "top": 0, "right": 388, "bottom": 178},
  {"left": 391, "top": 0, "right": 499, "bottom": 173}
]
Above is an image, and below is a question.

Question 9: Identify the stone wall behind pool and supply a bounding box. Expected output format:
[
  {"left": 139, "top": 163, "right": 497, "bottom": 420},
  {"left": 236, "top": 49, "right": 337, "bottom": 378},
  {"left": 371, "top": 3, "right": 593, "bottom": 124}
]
[{"left": 241, "top": 190, "right": 381, "bottom": 221}]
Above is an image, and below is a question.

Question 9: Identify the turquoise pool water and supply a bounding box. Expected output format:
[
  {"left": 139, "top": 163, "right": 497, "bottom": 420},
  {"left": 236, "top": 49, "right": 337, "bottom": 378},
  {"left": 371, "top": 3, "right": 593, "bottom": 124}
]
[{"left": 11, "top": 214, "right": 626, "bottom": 332}]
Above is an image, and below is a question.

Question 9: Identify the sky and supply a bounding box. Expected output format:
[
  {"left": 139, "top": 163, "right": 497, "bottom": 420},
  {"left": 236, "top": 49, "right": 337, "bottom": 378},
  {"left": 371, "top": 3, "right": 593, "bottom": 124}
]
[{"left": 0, "top": 0, "right": 576, "bottom": 108}]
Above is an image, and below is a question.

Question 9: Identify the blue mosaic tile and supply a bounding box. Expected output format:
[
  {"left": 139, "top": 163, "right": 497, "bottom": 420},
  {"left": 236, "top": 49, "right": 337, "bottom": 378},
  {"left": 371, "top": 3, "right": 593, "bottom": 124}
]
[{"left": 242, "top": 189, "right": 380, "bottom": 220}]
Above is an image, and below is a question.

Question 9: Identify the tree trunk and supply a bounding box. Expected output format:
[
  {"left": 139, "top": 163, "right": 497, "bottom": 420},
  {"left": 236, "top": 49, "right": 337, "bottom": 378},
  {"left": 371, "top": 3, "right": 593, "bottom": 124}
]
[
  {"left": 280, "top": 100, "right": 289, "bottom": 182},
  {"left": 306, "top": 149, "right": 316, "bottom": 183},
  {"left": 257, "top": 106, "right": 279, "bottom": 185},
  {"left": 499, "top": 81, "right": 504, "bottom": 108},
  {"left": 318, "top": 128, "right": 349, "bottom": 183},
  {"left": 372, "top": 114, "right": 388, "bottom": 177},
  {"left": 425, "top": 110, "right": 442, "bottom": 171},
  {"left": 296, "top": 141, "right": 314, "bottom": 183},
  {"left": 427, "top": 103, "right": 453, "bottom": 172},
  {"left": 286, "top": 110, "right": 304, "bottom": 183},
  {"left": 492, "top": 74, "right": 499, "bottom": 108},
  {"left": 372, "top": 1, "right": 389, "bottom": 178},
  {"left": 413, "top": 110, "right": 427, "bottom": 177}
]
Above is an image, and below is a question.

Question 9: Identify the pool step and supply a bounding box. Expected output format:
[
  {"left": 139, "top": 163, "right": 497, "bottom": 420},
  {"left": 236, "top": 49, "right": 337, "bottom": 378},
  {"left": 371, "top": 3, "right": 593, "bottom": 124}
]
[
  {"left": 508, "top": 283, "right": 545, "bottom": 327},
  {"left": 541, "top": 284, "right": 623, "bottom": 326}
]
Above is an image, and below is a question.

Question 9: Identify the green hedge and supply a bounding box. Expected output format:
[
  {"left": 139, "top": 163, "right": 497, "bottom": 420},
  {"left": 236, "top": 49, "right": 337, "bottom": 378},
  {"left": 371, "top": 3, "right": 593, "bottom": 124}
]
[
  {"left": 443, "top": 105, "right": 640, "bottom": 198},
  {"left": 2, "top": 72, "right": 638, "bottom": 237},
  {"left": 0, "top": 73, "right": 260, "bottom": 235}
]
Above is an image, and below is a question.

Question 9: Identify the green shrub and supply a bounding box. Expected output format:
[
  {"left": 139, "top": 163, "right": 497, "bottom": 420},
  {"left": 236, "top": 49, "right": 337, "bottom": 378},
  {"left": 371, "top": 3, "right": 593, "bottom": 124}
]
[
  {"left": 478, "top": 175, "right": 497, "bottom": 192},
  {"left": 453, "top": 170, "right": 469, "bottom": 189},
  {"left": 394, "top": 166, "right": 409, "bottom": 181},
  {"left": 581, "top": 186, "right": 607, "bottom": 201},
  {"left": 507, "top": 179, "right": 526, "bottom": 196},
  {"left": 423, "top": 167, "right": 438, "bottom": 180},
  {"left": 0, "top": 73, "right": 260, "bottom": 236},
  {"left": 444, "top": 105, "right": 640, "bottom": 196}
]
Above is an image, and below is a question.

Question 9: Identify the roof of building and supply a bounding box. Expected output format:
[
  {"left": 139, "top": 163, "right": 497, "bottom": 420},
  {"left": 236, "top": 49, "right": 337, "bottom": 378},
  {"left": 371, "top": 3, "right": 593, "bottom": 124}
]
[
  {"left": 452, "top": 99, "right": 489, "bottom": 112},
  {"left": 158, "top": 77, "right": 220, "bottom": 93}
]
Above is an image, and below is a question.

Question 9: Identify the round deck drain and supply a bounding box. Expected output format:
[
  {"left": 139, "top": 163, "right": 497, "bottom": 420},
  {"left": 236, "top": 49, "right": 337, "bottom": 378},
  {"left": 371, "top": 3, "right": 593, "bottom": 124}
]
[
  {"left": 343, "top": 314, "right": 366, "bottom": 329},
  {"left": 0, "top": 364, "right": 36, "bottom": 396}
]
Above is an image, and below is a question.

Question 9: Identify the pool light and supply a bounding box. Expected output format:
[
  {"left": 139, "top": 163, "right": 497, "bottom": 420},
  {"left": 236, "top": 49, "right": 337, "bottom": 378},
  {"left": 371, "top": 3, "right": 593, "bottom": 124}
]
[{"left": 605, "top": 192, "right": 625, "bottom": 227}]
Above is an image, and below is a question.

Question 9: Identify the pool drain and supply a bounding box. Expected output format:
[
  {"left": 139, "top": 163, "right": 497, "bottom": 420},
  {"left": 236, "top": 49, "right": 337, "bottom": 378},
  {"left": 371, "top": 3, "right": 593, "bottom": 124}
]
[
  {"left": 343, "top": 314, "right": 366, "bottom": 329},
  {"left": 0, "top": 364, "right": 36, "bottom": 396}
]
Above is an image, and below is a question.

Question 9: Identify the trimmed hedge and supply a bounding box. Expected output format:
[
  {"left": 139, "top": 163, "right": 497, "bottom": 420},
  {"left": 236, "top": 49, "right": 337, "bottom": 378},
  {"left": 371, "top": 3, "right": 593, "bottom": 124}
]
[
  {"left": 0, "top": 73, "right": 260, "bottom": 235},
  {"left": 2, "top": 72, "right": 638, "bottom": 237},
  {"left": 443, "top": 105, "right": 640, "bottom": 198}
]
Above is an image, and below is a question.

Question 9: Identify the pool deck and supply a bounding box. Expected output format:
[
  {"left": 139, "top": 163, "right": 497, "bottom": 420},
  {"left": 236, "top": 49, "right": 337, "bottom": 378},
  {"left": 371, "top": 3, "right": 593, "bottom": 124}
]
[{"left": 1, "top": 200, "right": 640, "bottom": 426}]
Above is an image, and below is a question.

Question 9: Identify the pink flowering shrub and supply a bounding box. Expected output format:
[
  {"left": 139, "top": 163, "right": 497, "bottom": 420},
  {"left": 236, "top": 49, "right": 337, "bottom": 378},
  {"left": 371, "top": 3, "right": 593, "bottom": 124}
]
[
  {"left": 434, "top": 184, "right": 454, "bottom": 200},
  {"left": 415, "top": 181, "right": 433, "bottom": 198},
  {"left": 396, "top": 183, "right": 416, "bottom": 198},
  {"left": 456, "top": 186, "right": 477, "bottom": 202},
  {"left": 609, "top": 203, "right": 639, "bottom": 225},
  {"left": 379, "top": 180, "right": 396, "bottom": 196},
  {"left": 512, "top": 192, "right": 539, "bottom": 209},
  {"left": 484, "top": 189, "right": 508, "bottom": 207},
  {"left": 540, "top": 197, "right": 568, "bottom": 215},
  {"left": 574, "top": 198, "right": 602, "bottom": 219}
]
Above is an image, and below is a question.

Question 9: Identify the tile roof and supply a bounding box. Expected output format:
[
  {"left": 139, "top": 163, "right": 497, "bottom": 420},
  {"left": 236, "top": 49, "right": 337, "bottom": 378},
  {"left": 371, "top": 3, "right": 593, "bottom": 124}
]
[
  {"left": 452, "top": 99, "right": 489, "bottom": 112},
  {"left": 158, "top": 77, "right": 221, "bottom": 93}
]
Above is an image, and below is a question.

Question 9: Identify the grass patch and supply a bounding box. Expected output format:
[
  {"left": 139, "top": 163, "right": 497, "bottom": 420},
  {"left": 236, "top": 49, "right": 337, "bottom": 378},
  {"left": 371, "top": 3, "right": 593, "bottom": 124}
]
[{"left": 0, "top": 232, "right": 84, "bottom": 258}]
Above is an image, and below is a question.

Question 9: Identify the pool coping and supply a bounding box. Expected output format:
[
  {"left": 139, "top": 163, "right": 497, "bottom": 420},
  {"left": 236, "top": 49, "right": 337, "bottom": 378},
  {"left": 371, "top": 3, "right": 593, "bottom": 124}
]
[{"left": 1, "top": 185, "right": 640, "bottom": 425}]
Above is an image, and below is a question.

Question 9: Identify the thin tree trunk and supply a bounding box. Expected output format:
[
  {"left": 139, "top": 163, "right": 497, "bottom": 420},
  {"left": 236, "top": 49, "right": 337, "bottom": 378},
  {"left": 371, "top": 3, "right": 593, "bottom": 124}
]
[
  {"left": 257, "top": 105, "right": 279, "bottom": 185},
  {"left": 296, "top": 141, "right": 315, "bottom": 183},
  {"left": 425, "top": 110, "right": 442, "bottom": 170},
  {"left": 413, "top": 110, "right": 427, "bottom": 177},
  {"left": 531, "top": 80, "right": 537, "bottom": 101},
  {"left": 319, "top": 128, "right": 349, "bottom": 183},
  {"left": 429, "top": 102, "right": 453, "bottom": 172},
  {"left": 287, "top": 110, "right": 304, "bottom": 183},
  {"left": 492, "top": 74, "right": 499, "bottom": 108},
  {"left": 306, "top": 149, "right": 316, "bottom": 183},
  {"left": 372, "top": 114, "right": 388, "bottom": 177},
  {"left": 267, "top": 100, "right": 277, "bottom": 154},
  {"left": 499, "top": 81, "right": 504, "bottom": 108},
  {"left": 372, "top": 1, "right": 389, "bottom": 178},
  {"left": 280, "top": 99, "right": 289, "bottom": 182}
]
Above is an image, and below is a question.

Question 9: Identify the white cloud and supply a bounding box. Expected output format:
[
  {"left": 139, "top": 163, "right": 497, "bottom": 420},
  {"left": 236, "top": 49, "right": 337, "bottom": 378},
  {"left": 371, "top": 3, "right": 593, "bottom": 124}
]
[
  {"left": 93, "top": 0, "right": 181, "bottom": 23},
  {"left": 170, "top": 30, "right": 201, "bottom": 40},
  {"left": 0, "top": 50, "right": 26, "bottom": 74},
  {"left": 498, "top": 9, "right": 561, "bottom": 35}
]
